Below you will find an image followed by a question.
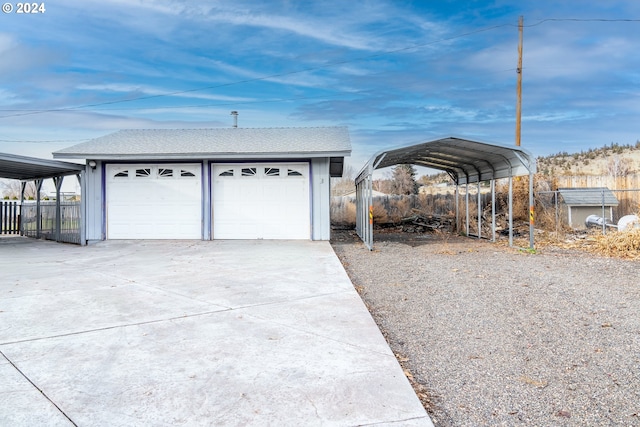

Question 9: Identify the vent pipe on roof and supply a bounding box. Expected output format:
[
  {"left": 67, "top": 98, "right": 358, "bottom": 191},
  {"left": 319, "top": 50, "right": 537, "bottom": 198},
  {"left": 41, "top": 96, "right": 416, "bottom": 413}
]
[{"left": 230, "top": 111, "right": 238, "bottom": 128}]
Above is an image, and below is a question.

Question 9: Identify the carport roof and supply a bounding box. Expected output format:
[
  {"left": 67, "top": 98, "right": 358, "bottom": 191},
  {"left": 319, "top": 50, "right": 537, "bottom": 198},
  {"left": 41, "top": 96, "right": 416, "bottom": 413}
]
[
  {"left": 357, "top": 136, "right": 536, "bottom": 185},
  {"left": 53, "top": 126, "right": 352, "bottom": 160},
  {"left": 0, "top": 152, "right": 84, "bottom": 180}
]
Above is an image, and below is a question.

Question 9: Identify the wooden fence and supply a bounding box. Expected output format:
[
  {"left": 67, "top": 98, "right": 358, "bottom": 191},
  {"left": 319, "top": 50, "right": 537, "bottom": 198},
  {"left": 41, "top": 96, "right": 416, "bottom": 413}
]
[
  {"left": 1, "top": 201, "right": 20, "bottom": 234},
  {"left": 554, "top": 174, "right": 640, "bottom": 190}
]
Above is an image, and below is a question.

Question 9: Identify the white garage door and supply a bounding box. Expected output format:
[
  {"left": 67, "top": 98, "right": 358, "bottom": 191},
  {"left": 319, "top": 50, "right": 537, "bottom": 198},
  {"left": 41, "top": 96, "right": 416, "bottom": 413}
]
[
  {"left": 106, "top": 164, "right": 202, "bottom": 239},
  {"left": 212, "top": 163, "right": 310, "bottom": 239}
]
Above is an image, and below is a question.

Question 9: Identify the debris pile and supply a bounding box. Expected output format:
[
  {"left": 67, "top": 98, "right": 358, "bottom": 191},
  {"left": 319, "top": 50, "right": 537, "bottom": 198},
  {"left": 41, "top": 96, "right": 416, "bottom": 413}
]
[{"left": 399, "top": 210, "right": 454, "bottom": 233}]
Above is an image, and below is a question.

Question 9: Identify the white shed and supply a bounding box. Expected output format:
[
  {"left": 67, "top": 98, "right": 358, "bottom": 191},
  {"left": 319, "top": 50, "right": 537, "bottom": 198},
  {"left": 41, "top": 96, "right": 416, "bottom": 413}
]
[
  {"left": 53, "top": 127, "right": 351, "bottom": 242},
  {"left": 558, "top": 187, "right": 619, "bottom": 229}
]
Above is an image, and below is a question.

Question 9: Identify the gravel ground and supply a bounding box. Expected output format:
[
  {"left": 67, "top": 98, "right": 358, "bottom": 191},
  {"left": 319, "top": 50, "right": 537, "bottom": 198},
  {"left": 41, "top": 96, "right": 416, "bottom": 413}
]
[{"left": 330, "top": 230, "right": 640, "bottom": 427}]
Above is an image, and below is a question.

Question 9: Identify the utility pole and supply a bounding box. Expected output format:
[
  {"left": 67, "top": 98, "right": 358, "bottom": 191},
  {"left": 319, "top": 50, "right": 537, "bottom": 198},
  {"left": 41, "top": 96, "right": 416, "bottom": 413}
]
[{"left": 515, "top": 15, "right": 523, "bottom": 146}]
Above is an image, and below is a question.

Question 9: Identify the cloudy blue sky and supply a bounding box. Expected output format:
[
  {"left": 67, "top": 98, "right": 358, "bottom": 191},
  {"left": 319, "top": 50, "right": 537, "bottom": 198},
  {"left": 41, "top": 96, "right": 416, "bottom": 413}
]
[{"left": 1, "top": 0, "right": 639, "bottom": 170}]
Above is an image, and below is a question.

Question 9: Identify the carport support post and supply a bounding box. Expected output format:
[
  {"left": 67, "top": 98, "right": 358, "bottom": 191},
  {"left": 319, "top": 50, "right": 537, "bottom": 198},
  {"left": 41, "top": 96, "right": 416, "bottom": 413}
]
[
  {"left": 367, "top": 175, "right": 373, "bottom": 248},
  {"left": 54, "top": 176, "right": 63, "bottom": 242},
  {"left": 529, "top": 171, "right": 535, "bottom": 249},
  {"left": 491, "top": 179, "right": 496, "bottom": 242},
  {"left": 477, "top": 181, "right": 481, "bottom": 239},
  {"left": 356, "top": 183, "right": 361, "bottom": 238},
  {"left": 465, "top": 183, "right": 469, "bottom": 236},
  {"left": 35, "top": 179, "right": 43, "bottom": 239},
  {"left": 19, "top": 182, "right": 26, "bottom": 236},
  {"left": 455, "top": 184, "right": 459, "bottom": 234},
  {"left": 508, "top": 176, "right": 513, "bottom": 247}
]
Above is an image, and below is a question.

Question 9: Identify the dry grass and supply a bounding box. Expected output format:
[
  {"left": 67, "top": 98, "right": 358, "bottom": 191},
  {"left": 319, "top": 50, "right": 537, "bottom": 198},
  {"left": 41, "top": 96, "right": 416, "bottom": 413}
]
[
  {"left": 372, "top": 201, "right": 389, "bottom": 224},
  {"left": 529, "top": 225, "right": 640, "bottom": 261},
  {"left": 590, "top": 227, "right": 640, "bottom": 259},
  {"left": 331, "top": 199, "right": 356, "bottom": 225}
]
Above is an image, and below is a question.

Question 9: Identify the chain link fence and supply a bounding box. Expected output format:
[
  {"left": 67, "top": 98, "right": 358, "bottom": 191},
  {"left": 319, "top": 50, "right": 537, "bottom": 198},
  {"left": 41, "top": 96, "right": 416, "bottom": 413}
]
[
  {"left": 333, "top": 186, "right": 640, "bottom": 237},
  {"left": 536, "top": 188, "right": 640, "bottom": 234}
]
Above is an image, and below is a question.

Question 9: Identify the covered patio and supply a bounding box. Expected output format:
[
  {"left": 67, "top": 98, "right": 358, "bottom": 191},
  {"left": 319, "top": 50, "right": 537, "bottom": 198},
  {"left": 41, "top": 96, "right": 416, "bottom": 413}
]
[
  {"left": 0, "top": 153, "right": 85, "bottom": 244},
  {"left": 355, "top": 137, "right": 537, "bottom": 250}
]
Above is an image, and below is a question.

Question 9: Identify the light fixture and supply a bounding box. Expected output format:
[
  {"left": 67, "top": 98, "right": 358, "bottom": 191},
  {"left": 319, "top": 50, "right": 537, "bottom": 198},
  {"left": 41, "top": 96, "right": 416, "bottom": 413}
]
[{"left": 88, "top": 160, "right": 97, "bottom": 170}]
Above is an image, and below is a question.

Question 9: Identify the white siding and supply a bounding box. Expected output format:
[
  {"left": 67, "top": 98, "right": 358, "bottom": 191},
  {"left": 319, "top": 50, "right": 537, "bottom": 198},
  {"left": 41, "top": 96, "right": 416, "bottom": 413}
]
[{"left": 311, "top": 158, "right": 331, "bottom": 240}]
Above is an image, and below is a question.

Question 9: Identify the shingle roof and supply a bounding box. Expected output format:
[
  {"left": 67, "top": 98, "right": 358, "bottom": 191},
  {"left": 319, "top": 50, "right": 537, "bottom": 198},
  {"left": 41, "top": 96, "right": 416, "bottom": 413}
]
[
  {"left": 558, "top": 187, "right": 619, "bottom": 206},
  {"left": 53, "top": 127, "right": 351, "bottom": 160}
]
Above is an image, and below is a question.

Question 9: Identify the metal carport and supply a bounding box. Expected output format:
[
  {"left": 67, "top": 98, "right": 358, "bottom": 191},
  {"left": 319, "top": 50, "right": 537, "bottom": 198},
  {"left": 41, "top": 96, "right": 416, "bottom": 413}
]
[
  {"left": 0, "top": 153, "right": 86, "bottom": 244},
  {"left": 355, "top": 136, "right": 537, "bottom": 250}
]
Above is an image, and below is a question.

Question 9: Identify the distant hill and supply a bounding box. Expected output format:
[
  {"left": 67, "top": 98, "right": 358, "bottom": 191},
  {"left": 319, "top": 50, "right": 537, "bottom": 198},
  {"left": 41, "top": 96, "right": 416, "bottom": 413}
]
[
  {"left": 408, "top": 141, "right": 640, "bottom": 184},
  {"left": 536, "top": 142, "right": 640, "bottom": 177}
]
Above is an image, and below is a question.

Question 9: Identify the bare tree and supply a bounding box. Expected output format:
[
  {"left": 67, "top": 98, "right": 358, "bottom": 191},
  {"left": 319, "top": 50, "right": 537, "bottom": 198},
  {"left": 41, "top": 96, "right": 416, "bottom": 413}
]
[
  {"left": 606, "top": 156, "right": 632, "bottom": 178},
  {"left": 372, "top": 178, "right": 393, "bottom": 194},
  {"left": 330, "top": 165, "right": 356, "bottom": 196},
  {"left": 1, "top": 180, "right": 43, "bottom": 199}
]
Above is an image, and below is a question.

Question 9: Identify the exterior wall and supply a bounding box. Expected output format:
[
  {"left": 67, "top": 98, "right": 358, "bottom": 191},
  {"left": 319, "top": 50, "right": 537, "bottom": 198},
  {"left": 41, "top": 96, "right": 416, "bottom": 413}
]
[
  {"left": 311, "top": 158, "right": 331, "bottom": 240},
  {"left": 84, "top": 160, "right": 105, "bottom": 242},
  {"left": 202, "top": 161, "right": 212, "bottom": 240},
  {"left": 569, "top": 206, "right": 614, "bottom": 229}
]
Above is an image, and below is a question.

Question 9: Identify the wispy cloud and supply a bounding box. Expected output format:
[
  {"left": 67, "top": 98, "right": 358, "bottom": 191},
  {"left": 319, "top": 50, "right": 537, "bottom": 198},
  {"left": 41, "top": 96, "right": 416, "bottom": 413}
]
[{"left": 1, "top": 0, "right": 639, "bottom": 159}]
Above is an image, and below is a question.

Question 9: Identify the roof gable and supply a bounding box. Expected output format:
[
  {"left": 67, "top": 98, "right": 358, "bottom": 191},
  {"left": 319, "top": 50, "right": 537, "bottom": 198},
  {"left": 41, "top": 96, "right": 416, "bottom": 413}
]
[{"left": 53, "top": 127, "right": 351, "bottom": 160}]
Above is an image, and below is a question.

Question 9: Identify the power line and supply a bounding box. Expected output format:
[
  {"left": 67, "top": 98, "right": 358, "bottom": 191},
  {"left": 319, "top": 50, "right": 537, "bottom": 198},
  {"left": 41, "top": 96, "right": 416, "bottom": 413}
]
[
  {"left": 525, "top": 18, "right": 640, "bottom": 27},
  {"left": 2, "top": 17, "right": 636, "bottom": 121},
  {"left": 0, "top": 65, "right": 518, "bottom": 114},
  {"left": 0, "top": 90, "right": 370, "bottom": 113},
  {"left": 0, "top": 138, "right": 88, "bottom": 143},
  {"left": 0, "top": 23, "right": 510, "bottom": 119}
]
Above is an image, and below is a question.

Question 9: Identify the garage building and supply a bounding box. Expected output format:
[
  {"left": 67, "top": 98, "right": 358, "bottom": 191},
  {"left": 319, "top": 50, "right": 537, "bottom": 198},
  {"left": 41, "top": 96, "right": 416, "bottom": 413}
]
[{"left": 53, "top": 127, "right": 351, "bottom": 242}]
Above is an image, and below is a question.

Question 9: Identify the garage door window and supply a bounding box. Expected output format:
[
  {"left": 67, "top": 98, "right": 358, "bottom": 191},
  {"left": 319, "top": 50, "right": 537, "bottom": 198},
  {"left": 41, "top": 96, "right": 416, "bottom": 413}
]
[
  {"left": 158, "top": 168, "right": 173, "bottom": 177},
  {"left": 288, "top": 168, "right": 303, "bottom": 177},
  {"left": 136, "top": 168, "right": 151, "bottom": 178},
  {"left": 181, "top": 170, "right": 196, "bottom": 177},
  {"left": 114, "top": 170, "right": 129, "bottom": 178},
  {"left": 241, "top": 167, "right": 257, "bottom": 177},
  {"left": 265, "top": 167, "right": 280, "bottom": 176}
]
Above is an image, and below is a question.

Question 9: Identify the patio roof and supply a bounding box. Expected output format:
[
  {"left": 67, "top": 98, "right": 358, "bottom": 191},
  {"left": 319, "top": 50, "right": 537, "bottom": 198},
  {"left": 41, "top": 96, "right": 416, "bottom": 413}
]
[{"left": 0, "top": 153, "right": 84, "bottom": 181}]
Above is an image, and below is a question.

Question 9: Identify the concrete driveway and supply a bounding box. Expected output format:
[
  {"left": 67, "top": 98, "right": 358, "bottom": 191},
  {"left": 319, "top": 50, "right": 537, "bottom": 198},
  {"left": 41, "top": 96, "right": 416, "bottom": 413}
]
[{"left": 0, "top": 237, "right": 432, "bottom": 426}]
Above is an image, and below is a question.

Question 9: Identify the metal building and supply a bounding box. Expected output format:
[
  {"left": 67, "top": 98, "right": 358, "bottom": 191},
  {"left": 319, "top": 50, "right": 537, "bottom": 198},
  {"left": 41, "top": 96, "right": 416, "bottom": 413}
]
[{"left": 355, "top": 137, "right": 537, "bottom": 249}]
